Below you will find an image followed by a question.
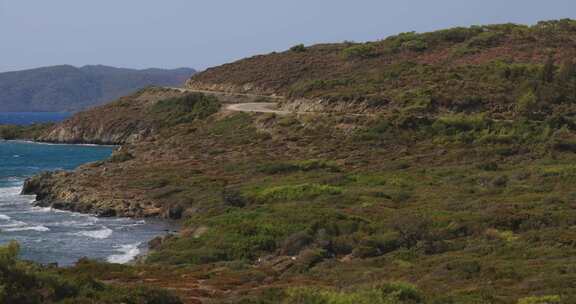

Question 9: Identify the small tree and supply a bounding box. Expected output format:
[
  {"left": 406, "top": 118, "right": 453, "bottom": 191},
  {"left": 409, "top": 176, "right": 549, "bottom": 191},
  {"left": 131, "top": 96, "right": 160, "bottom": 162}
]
[{"left": 289, "top": 44, "right": 306, "bottom": 53}]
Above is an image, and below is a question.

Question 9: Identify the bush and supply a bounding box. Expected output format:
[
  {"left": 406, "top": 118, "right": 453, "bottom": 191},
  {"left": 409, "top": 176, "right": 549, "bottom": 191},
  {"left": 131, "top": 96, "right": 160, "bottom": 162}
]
[
  {"left": 149, "top": 93, "right": 220, "bottom": 127},
  {"left": 342, "top": 44, "right": 377, "bottom": 59},
  {"left": 517, "top": 90, "right": 538, "bottom": 117},
  {"left": 290, "top": 44, "right": 307, "bottom": 52},
  {"left": 401, "top": 39, "right": 428, "bottom": 52},
  {"left": 466, "top": 31, "right": 505, "bottom": 48}
]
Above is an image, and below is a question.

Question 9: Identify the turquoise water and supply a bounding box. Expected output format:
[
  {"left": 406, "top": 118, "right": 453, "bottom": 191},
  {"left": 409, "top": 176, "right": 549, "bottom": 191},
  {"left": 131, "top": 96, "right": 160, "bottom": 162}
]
[
  {"left": 0, "top": 141, "right": 171, "bottom": 266},
  {"left": 0, "top": 112, "right": 71, "bottom": 125}
]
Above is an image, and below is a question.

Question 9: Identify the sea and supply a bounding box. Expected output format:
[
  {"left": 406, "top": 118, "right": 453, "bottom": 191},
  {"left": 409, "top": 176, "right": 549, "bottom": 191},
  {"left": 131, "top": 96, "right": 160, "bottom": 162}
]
[
  {"left": 0, "top": 113, "right": 172, "bottom": 266},
  {"left": 0, "top": 112, "right": 72, "bottom": 125}
]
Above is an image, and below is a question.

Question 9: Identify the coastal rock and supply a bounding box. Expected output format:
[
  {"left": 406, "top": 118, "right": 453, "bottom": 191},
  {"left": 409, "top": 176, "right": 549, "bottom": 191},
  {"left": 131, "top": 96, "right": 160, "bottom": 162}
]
[{"left": 36, "top": 87, "right": 186, "bottom": 145}]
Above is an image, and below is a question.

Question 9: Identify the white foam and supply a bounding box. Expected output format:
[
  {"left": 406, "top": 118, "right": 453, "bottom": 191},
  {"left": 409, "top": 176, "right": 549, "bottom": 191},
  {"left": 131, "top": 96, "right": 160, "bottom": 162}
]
[
  {"left": 3, "top": 225, "right": 50, "bottom": 232},
  {"left": 0, "top": 214, "right": 11, "bottom": 220},
  {"left": 118, "top": 220, "right": 146, "bottom": 229},
  {"left": 107, "top": 243, "right": 141, "bottom": 264},
  {"left": 0, "top": 186, "right": 22, "bottom": 197},
  {"left": 31, "top": 206, "right": 54, "bottom": 213},
  {"left": 56, "top": 218, "right": 98, "bottom": 227},
  {"left": 31, "top": 206, "right": 93, "bottom": 217},
  {"left": 76, "top": 227, "right": 113, "bottom": 239},
  {"left": 0, "top": 220, "right": 27, "bottom": 228}
]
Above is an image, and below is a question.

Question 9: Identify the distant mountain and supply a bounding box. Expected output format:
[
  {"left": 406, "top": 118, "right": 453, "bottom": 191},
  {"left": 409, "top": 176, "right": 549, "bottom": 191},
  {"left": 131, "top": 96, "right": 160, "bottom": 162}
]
[{"left": 0, "top": 65, "right": 195, "bottom": 112}]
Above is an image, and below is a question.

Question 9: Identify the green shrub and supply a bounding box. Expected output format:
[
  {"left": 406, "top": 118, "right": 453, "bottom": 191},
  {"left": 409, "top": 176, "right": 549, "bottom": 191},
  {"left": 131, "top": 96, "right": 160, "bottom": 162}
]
[
  {"left": 467, "top": 31, "right": 505, "bottom": 48},
  {"left": 401, "top": 39, "right": 428, "bottom": 52},
  {"left": 432, "top": 114, "right": 489, "bottom": 134},
  {"left": 342, "top": 44, "right": 377, "bottom": 59},
  {"left": 290, "top": 44, "right": 307, "bottom": 52},
  {"left": 285, "top": 282, "right": 423, "bottom": 304},
  {"left": 517, "top": 90, "right": 538, "bottom": 117},
  {"left": 253, "top": 184, "right": 343, "bottom": 201},
  {"left": 149, "top": 93, "right": 220, "bottom": 127}
]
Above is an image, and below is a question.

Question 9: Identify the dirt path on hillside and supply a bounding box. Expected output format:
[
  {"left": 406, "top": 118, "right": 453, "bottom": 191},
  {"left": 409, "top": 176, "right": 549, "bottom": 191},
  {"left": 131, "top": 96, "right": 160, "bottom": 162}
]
[
  {"left": 224, "top": 102, "right": 289, "bottom": 114},
  {"left": 168, "top": 87, "right": 376, "bottom": 116}
]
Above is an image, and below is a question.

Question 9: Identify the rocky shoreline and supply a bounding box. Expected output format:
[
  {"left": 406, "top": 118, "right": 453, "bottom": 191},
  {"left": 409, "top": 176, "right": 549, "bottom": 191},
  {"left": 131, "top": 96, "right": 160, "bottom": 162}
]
[
  {"left": 22, "top": 170, "right": 186, "bottom": 220},
  {"left": 21, "top": 169, "right": 182, "bottom": 265}
]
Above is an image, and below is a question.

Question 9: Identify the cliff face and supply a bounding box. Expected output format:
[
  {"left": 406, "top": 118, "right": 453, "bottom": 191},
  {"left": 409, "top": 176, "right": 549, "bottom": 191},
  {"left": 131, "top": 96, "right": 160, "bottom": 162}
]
[{"left": 37, "top": 87, "right": 186, "bottom": 145}]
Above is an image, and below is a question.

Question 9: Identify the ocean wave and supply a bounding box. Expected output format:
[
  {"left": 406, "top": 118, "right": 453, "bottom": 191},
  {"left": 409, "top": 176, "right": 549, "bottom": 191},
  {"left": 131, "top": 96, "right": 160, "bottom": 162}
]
[
  {"left": 107, "top": 243, "right": 141, "bottom": 264},
  {"left": 117, "top": 220, "right": 147, "bottom": 229},
  {"left": 55, "top": 219, "right": 98, "bottom": 227},
  {"left": 75, "top": 227, "right": 113, "bottom": 239},
  {"left": 3, "top": 225, "right": 50, "bottom": 232},
  {"left": 0, "top": 220, "right": 27, "bottom": 228},
  {"left": 0, "top": 186, "right": 23, "bottom": 197},
  {"left": 31, "top": 206, "right": 93, "bottom": 217},
  {"left": 0, "top": 214, "right": 11, "bottom": 220}
]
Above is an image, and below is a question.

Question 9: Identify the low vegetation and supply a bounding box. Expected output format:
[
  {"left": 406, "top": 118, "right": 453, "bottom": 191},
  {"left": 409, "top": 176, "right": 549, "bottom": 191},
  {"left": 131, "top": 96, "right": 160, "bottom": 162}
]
[{"left": 0, "top": 242, "right": 181, "bottom": 304}]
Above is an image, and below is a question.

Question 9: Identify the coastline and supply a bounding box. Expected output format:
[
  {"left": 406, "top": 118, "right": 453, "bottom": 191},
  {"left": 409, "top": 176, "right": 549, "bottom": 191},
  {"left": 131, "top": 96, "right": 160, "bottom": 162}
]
[
  {"left": 1, "top": 139, "right": 177, "bottom": 265},
  {"left": 7, "top": 139, "right": 119, "bottom": 148}
]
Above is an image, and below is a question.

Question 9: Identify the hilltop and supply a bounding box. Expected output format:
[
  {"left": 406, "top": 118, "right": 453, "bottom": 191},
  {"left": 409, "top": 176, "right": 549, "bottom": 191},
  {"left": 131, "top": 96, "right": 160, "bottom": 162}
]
[
  {"left": 0, "top": 65, "right": 195, "bottom": 112},
  {"left": 188, "top": 19, "right": 576, "bottom": 118},
  {"left": 7, "top": 20, "right": 576, "bottom": 303}
]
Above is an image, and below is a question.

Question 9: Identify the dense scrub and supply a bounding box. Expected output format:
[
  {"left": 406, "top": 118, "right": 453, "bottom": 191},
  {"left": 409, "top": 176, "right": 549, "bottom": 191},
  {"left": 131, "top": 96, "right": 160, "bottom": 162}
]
[
  {"left": 148, "top": 93, "right": 221, "bottom": 128},
  {"left": 90, "top": 108, "right": 576, "bottom": 303},
  {"left": 23, "top": 98, "right": 576, "bottom": 302},
  {"left": 0, "top": 242, "right": 181, "bottom": 304}
]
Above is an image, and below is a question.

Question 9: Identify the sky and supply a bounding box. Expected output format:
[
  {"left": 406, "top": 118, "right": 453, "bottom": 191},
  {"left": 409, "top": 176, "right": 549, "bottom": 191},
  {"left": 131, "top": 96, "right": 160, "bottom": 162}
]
[{"left": 1, "top": 0, "right": 576, "bottom": 72}]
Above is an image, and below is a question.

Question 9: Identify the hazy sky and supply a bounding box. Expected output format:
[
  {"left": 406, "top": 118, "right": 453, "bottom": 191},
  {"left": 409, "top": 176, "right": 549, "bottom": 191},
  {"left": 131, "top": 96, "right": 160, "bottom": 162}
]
[{"left": 1, "top": 0, "right": 575, "bottom": 72}]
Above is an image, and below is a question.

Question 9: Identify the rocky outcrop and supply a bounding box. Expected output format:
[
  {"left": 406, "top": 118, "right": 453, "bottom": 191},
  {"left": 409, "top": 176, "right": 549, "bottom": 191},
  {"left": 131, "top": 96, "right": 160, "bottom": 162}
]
[
  {"left": 22, "top": 168, "right": 170, "bottom": 218},
  {"left": 37, "top": 87, "right": 185, "bottom": 145}
]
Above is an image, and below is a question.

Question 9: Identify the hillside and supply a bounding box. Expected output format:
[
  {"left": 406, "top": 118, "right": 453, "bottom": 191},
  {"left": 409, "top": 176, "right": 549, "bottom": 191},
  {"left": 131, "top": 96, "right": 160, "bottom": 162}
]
[
  {"left": 188, "top": 19, "right": 576, "bottom": 117},
  {"left": 0, "top": 65, "right": 195, "bottom": 112},
  {"left": 11, "top": 20, "right": 576, "bottom": 303}
]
